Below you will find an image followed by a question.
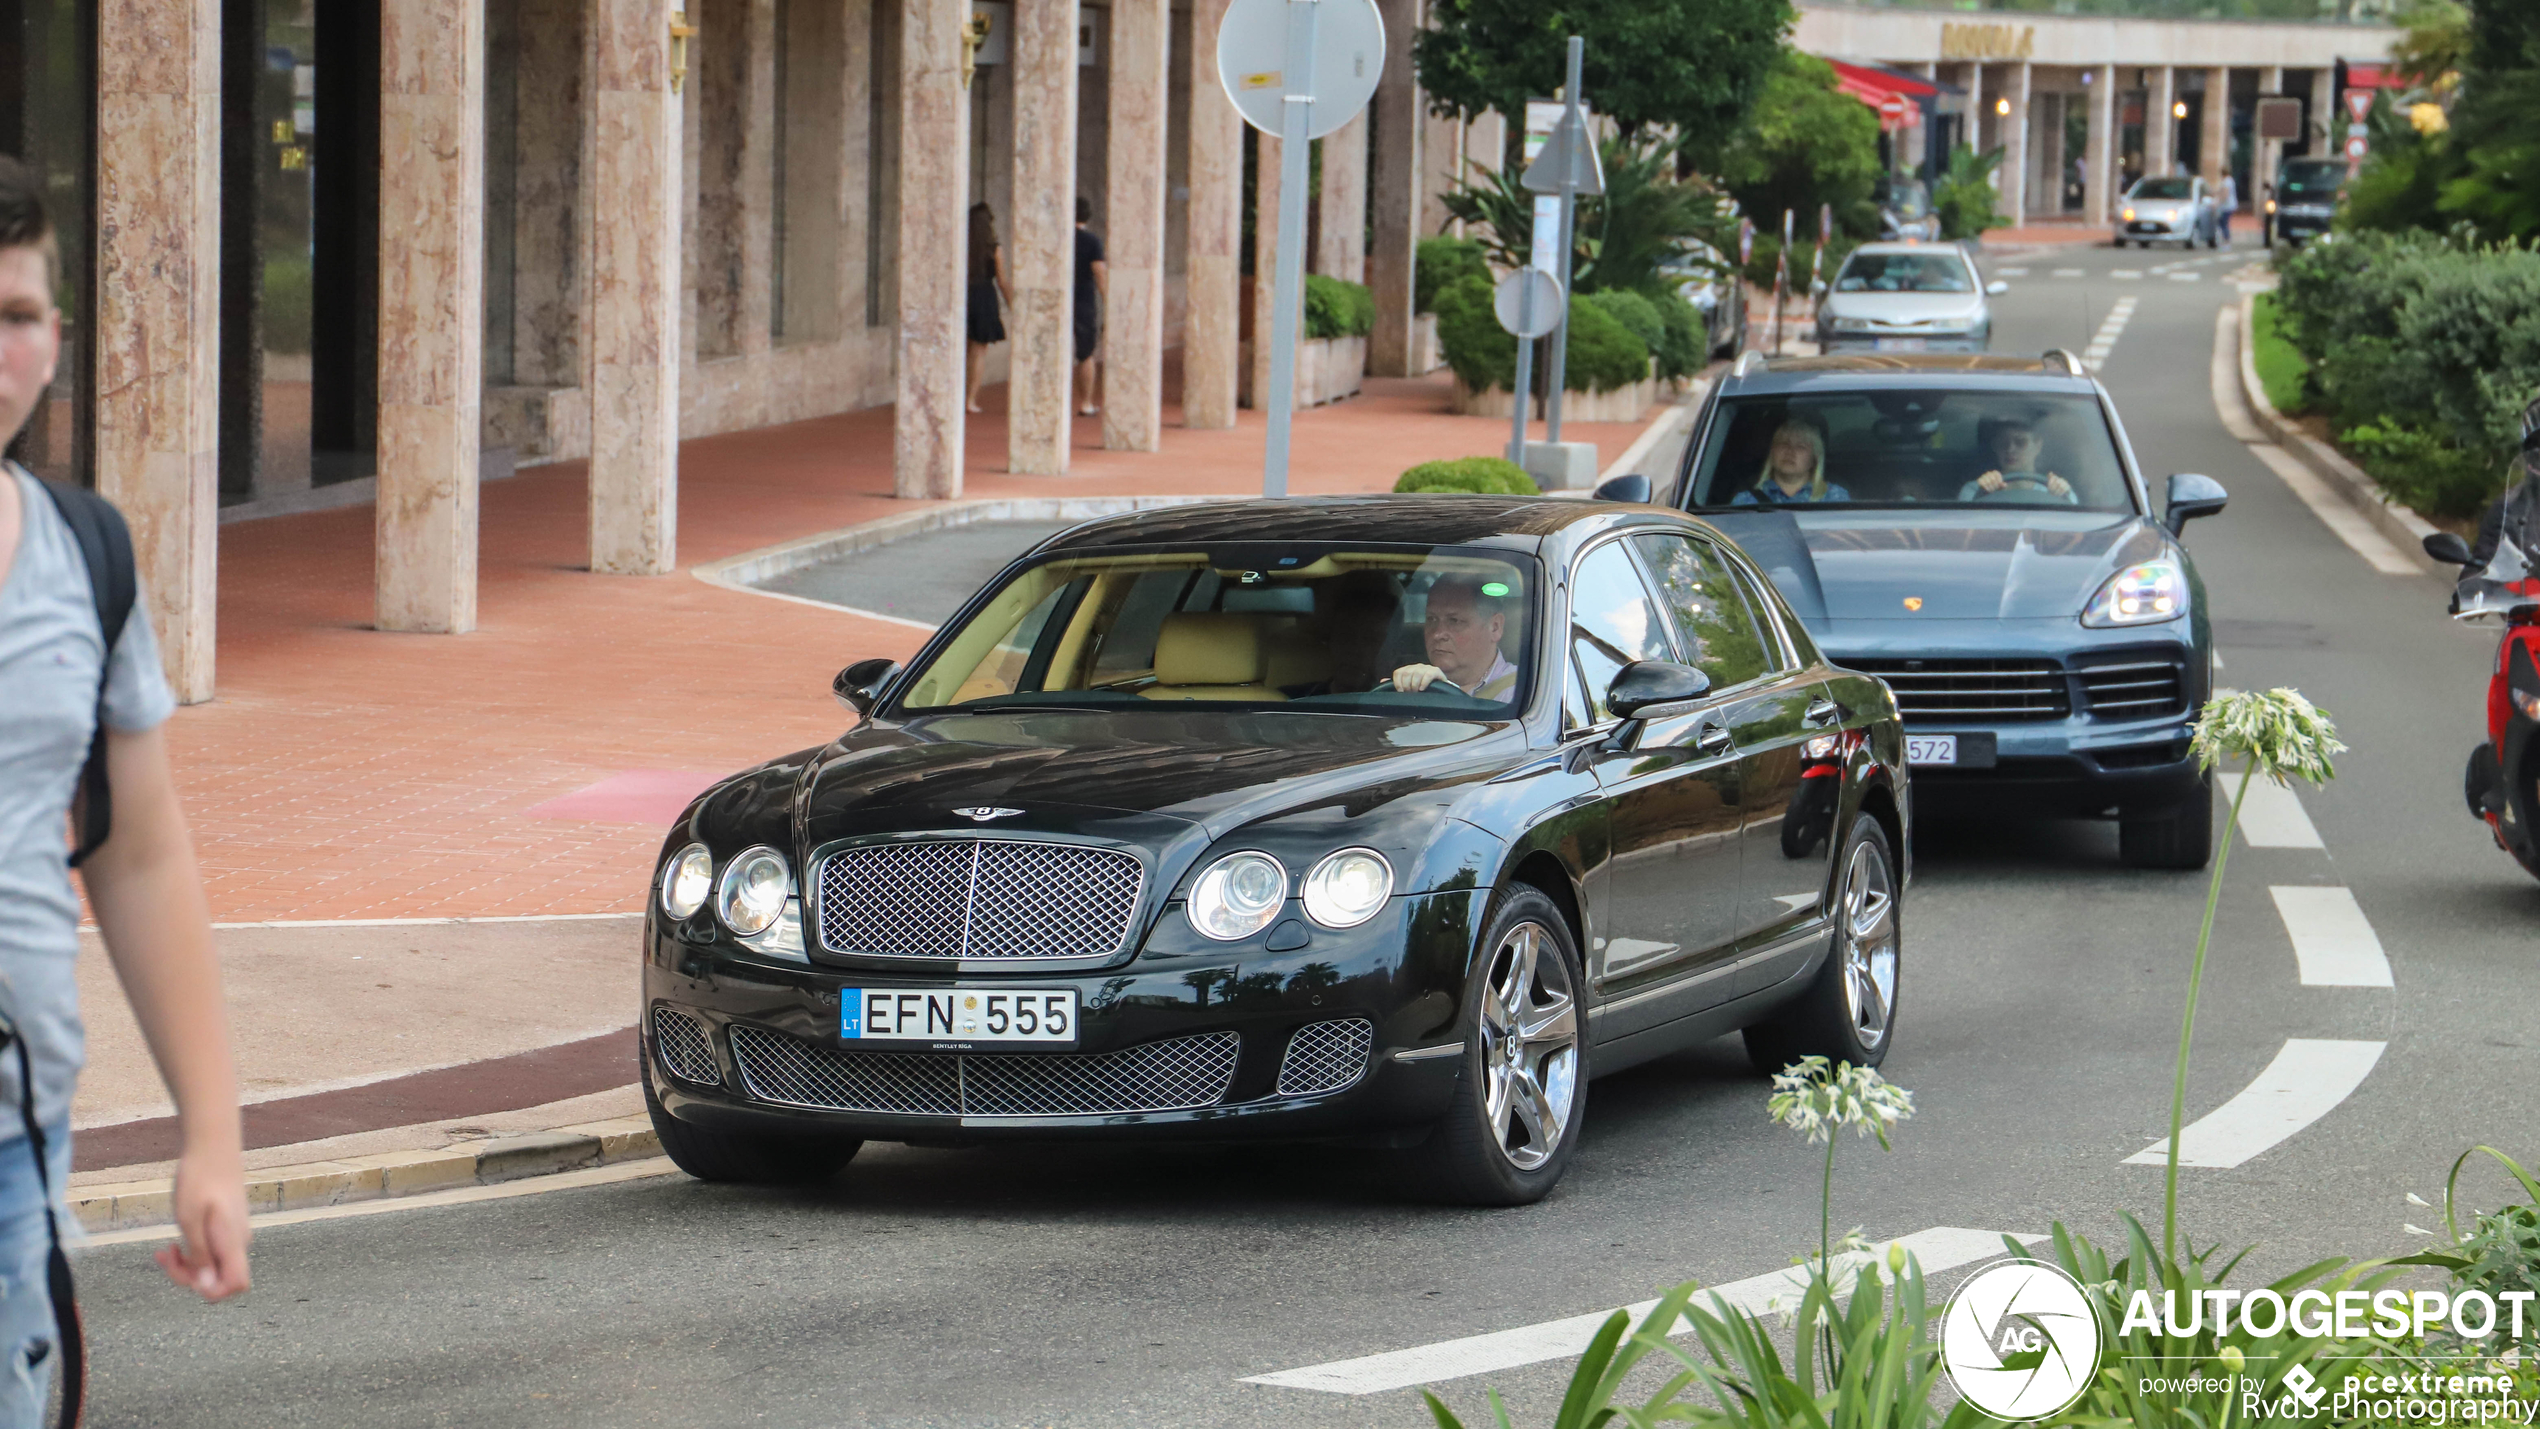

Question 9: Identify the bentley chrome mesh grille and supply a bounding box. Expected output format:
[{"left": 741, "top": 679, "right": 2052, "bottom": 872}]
[
  {"left": 725, "top": 1025, "right": 1238, "bottom": 1117},
  {"left": 815, "top": 839, "right": 1144, "bottom": 962},
  {"left": 651, "top": 1006, "right": 722, "bottom": 1086},
  {"left": 1276, "top": 1018, "right": 1374, "bottom": 1096}
]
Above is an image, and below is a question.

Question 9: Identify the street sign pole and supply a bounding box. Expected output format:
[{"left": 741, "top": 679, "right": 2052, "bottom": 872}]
[
  {"left": 1258, "top": 0, "right": 1319, "bottom": 499},
  {"left": 1543, "top": 37, "right": 1585, "bottom": 445},
  {"left": 1506, "top": 283, "right": 1536, "bottom": 464}
]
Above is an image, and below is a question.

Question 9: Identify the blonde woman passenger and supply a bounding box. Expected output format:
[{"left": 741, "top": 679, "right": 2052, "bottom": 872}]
[{"left": 1733, "top": 419, "right": 1850, "bottom": 505}]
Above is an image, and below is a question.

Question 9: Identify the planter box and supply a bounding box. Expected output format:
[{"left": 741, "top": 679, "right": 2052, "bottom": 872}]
[
  {"left": 1449, "top": 366, "right": 1658, "bottom": 423},
  {"left": 1408, "top": 312, "right": 1443, "bottom": 375},
  {"left": 1237, "top": 334, "right": 1367, "bottom": 410}
]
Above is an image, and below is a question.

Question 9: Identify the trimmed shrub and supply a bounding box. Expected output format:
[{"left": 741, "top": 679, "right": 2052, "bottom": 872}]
[
  {"left": 1414, "top": 236, "right": 1489, "bottom": 313},
  {"left": 1303, "top": 274, "right": 1375, "bottom": 339},
  {"left": 1435, "top": 275, "right": 1652, "bottom": 394},
  {"left": 1583, "top": 289, "right": 1665, "bottom": 359},
  {"left": 1394, "top": 456, "right": 1541, "bottom": 495},
  {"left": 1648, "top": 288, "right": 1708, "bottom": 381}
]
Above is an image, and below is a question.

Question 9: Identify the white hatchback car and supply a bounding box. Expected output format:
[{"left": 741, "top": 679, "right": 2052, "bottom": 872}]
[
  {"left": 1812, "top": 242, "right": 2006, "bottom": 354},
  {"left": 2115, "top": 175, "right": 2219, "bottom": 248}
]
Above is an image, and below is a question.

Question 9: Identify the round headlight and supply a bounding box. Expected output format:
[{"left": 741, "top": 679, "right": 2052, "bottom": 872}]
[
  {"left": 717, "top": 846, "right": 791, "bottom": 937},
  {"left": 661, "top": 843, "right": 712, "bottom": 919},
  {"left": 1303, "top": 848, "right": 1394, "bottom": 929},
  {"left": 1186, "top": 851, "right": 1289, "bottom": 942},
  {"left": 2082, "top": 559, "right": 2187, "bottom": 627}
]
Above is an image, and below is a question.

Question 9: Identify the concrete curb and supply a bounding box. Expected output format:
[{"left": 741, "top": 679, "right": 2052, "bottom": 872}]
[
  {"left": 74, "top": 1113, "right": 661, "bottom": 1234},
  {"left": 2235, "top": 289, "right": 2441, "bottom": 554}
]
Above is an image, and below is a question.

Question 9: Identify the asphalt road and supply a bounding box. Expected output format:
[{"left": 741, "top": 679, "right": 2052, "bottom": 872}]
[{"left": 75, "top": 239, "right": 2539, "bottom": 1429}]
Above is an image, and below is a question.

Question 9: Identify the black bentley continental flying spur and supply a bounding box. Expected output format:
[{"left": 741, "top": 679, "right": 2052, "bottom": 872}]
[{"left": 643, "top": 496, "right": 1911, "bottom": 1204}]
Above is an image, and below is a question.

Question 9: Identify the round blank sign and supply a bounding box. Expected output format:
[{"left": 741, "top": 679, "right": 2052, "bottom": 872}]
[
  {"left": 1217, "top": 0, "right": 1385, "bottom": 142},
  {"left": 1494, "top": 268, "right": 1564, "bottom": 339}
]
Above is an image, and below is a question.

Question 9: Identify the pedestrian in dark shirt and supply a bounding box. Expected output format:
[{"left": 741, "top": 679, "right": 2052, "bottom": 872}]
[
  {"left": 967, "top": 203, "right": 1010, "bottom": 414},
  {"left": 1074, "top": 196, "right": 1107, "bottom": 417}
]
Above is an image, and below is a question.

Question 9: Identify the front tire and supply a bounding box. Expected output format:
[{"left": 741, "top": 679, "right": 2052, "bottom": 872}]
[
  {"left": 2119, "top": 769, "right": 2215, "bottom": 870},
  {"left": 1397, "top": 886, "right": 1585, "bottom": 1206},
  {"left": 1743, "top": 814, "right": 1900, "bottom": 1074},
  {"left": 646, "top": 1078, "right": 863, "bottom": 1184}
]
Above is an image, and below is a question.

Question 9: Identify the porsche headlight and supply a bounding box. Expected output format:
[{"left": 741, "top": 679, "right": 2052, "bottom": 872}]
[
  {"left": 2083, "top": 560, "right": 2187, "bottom": 626},
  {"left": 1302, "top": 849, "right": 1393, "bottom": 929},
  {"left": 661, "top": 843, "right": 712, "bottom": 919},
  {"left": 1186, "top": 851, "right": 1288, "bottom": 941},
  {"left": 716, "top": 846, "right": 791, "bottom": 937}
]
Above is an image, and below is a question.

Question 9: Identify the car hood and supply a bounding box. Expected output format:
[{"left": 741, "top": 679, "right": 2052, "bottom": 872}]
[
  {"left": 1699, "top": 507, "right": 2170, "bottom": 623},
  {"left": 1820, "top": 291, "right": 1985, "bottom": 325}
]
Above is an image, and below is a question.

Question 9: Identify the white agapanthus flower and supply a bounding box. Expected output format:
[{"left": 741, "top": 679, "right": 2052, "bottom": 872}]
[
  {"left": 1768, "top": 1055, "right": 1916, "bottom": 1148},
  {"left": 2190, "top": 687, "right": 2347, "bottom": 787}
]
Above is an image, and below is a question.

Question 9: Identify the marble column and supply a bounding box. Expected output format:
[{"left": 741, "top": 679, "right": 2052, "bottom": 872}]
[
  {"left": 2037, "top": 91, "right": 2066, "bottom": 216},
  {"left": 1998, "top": 63, "right": 2030, "bottom": 223},
  {"left": 589, "top": 0, "right": 683, "bottom": 571},
  {"left": 1006, "top": 0, "right": 1078, "bottom": 475},
  {"left": 1314, "top": 110, "right": 1367, "bottom": 282},
  {"left": 2146, "top": 66, "right": 2176, "bottom": 178},
  {"left": 2085, "top": 64, "right": 2116, "bottom": 226},
  {"left": 96, "top": 0, "right": 220, "bottom": 702},
  {"left": 377, "top": 0, "right": 484, "bottom": 634},
  {"left": 1466, "top": 109, "right": 1505, "bottom": 180},
  {"left": 1182, "top": 0, "right": 1240, "bottom": 430},
  {"left": 2308, "top": 67, "right": 2335, "bottom": 158},
  {"left": 2257, "top": 66, "right": 2284, "bottom": 214},
  {"left": 1964, "top": 64, "right": 1983, "bottom": 150},
  {"left": 1366, "top": 0, "right": 1422, "bottom": 377},
  {"left": 1247, "top": 130, "right": 1285, "bottom": 410},
  {"left": 894, "top": 0, "right": 969, "bottom": 497},
  {"left": 1419, "top": 104, "right": 1460, "bottom": 236},
  {"left": 2201, "top": 66, "right": 2231, "bottom": 197},
  {"left": 1102, "top": 0, "right": 1165, "bottom": 452}
]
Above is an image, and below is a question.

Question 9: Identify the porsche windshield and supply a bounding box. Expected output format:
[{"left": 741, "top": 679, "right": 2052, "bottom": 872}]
[
  {"left": 1684, "top": 390, "right": 2136, "bottom": 512},
  {"left": 896, "top": 545, "right": 1539, "bottom": 715}
]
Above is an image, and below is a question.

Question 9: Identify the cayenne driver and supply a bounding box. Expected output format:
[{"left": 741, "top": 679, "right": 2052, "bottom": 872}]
[{"left": 641, "top": 498, "right": 1909, "bottom": 1205}]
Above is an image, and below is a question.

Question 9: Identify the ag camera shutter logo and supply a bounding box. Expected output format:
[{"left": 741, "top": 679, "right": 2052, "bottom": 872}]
[{"left": 1940, "top": 1260, "right": 2103, "bottom": 1419}]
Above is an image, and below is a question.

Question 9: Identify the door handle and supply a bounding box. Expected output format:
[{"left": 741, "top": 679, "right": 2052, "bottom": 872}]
[
  {"left": 1803, "top": 697, "right": 1841, "bottom": 728},
  {"left": 1696, "top": 723, "right": 1734, "bottom": 756}
]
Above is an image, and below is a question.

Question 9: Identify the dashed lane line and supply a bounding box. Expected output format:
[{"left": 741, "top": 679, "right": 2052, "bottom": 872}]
[
  {"left": 2270, "top": 886, "right": 2397, "bottom": 988},
  {"left": 1240, "top": 1227, "right": 2035, "bottom": 1396},
  {"left": 2111, "top": 269, "right": 2144, "bottom": 280},
  {"left": 2167, "top": 271, "right": 2205, "bottom": 282},
  {"left": 2237, "top": 778, "right": 2324, "bottom": 848},
  {"left": 2124, "top": 1040, "right": 2387, "bottom": 1169},
  {"left": 2081, "top": 296, "right": 2138, "bottom": 370},
  {"left": 2052, "top": 267, "right": 2086, "bottom": 278},
  {"left": 1997, "top": 266, "right": 2030, "bottom": 276}
]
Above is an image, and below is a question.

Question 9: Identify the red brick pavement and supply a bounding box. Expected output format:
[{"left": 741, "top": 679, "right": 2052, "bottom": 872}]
[{"left": 177, "top": 373, "right": 1650, "bottom": 922}]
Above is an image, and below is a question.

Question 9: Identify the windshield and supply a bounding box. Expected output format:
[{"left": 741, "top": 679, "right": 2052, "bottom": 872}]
[
  {"left": 1684, "top": 390, "right": 2138, "bottom": 512},
  {"left": 1835, "top": 252, "right": 1971, "bottom": 294},
  {"left": 1886, "top": 179, "right": 1931, "bottom": 219},
  {"left": 895, "top": 544, "right": 1540, "bottom": 716},
  {"left": 2280, "top": 162, "right": 2345, "bottom": 198},
  {"left": 2131, "top": 177, "right": 2195, "bottom": 201}
]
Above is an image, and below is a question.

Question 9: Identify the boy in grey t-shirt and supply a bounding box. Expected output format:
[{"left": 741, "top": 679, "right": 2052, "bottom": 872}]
[{"left": 0, "top": 156, "right": 248, "bottom": 1419}]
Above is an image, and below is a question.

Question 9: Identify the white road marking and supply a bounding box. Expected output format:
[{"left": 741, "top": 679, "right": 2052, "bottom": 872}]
[
  {"left": 79, "top": 1158, "right": 684, "bottom": 1248},
  {"left": 2124, "top": 1040, "right": 2386, "bottom": 1168},
  {"left": 1241, "top": 1227, "right": 2034, "bottom": 1396},
  {"left": 2168, "top": 271, "right": 2205, "bottom": 282},
  {"left": 2235, "top": 777, "right": 2324, "bottom": 848},
  {"left": 1997, "top": 267, "right": 2030, "bottom": 276},
  {"left": 2270, "top": 886, "right": 2396, "bottom": 987},
  {"left": 2208, "top": 307, "right": 2421, "bottom": 575},
  {"left": 2111, "top": 270, "right": 2143, "bottom": 280},
  {"left": 2080, "top": 296, "right": 2137, "bottom": 370},
  {"left": 2052, "top": 268, "right": 2086, "bottom": 278}
]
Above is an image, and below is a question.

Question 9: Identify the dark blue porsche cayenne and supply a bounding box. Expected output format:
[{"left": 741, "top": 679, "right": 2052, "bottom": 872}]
[{"left": 1666, "top": 352, "right": 2229, "bottom": 868}]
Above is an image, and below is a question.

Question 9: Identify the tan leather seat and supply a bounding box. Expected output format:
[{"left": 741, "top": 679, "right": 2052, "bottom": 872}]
[{"left": 1139, "top": 613, "right": 1287, "bottom": 701}]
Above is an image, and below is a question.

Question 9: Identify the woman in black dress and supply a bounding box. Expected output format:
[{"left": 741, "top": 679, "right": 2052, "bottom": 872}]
[{"left": 966, "top": 203, "right": 1010, "bottom": 414}]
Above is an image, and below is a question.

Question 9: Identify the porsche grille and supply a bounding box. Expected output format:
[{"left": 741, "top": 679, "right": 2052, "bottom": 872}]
[
  {"left": 814, "top": 839, "right": 1144, "bottom": 962},
  {"left": 1849, "top": 659, "right": 2070, "bottom": 721},
  {"left": 726, "top": 1025, "right": 1240, "bottom": 1117}
]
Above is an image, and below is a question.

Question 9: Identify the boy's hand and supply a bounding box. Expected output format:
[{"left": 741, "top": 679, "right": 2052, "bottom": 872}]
[{"left": 154, "top": 1147, "right": 250, "bottom": 1301}]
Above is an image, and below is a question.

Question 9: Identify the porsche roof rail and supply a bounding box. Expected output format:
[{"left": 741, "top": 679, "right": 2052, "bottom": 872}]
[
  {"left": 2041, "top": 348, "right": 2088, "bottom": 375},
  {"left": 1732, "top": 350, "right": 1768, "bottom": 377}
]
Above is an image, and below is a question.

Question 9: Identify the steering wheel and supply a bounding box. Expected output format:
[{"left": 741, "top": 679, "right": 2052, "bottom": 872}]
[{"left": 1377, "top": 673, "right": 1467, "bottom": 695}]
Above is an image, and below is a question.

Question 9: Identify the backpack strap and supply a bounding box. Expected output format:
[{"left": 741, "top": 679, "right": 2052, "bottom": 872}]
[{"left": 31, "top": 476, "right": 136, "bottom": 869}]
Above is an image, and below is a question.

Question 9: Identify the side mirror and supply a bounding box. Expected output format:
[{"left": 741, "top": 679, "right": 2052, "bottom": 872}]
[
  {"left": 2423, "top": 531, "right": 2477, "bottom": 566},
  {"left": 1606, "top": 660, "right": 1712, "bottom": 720},
  {"left": 1985, "top": 279, "right": 2010, "bottom": 295},
  {"left": 1592, "top": 472, "right": 1652, "bottom": 504},
  {"left": 2163, "top": 473, "right": 2228, "bottom": 535},
  {"left": 1810, "top": 277, "right": 1828, "bottom": 299},
  {"left": 834, "top": 657, "right": 899, "bottom": 718}
]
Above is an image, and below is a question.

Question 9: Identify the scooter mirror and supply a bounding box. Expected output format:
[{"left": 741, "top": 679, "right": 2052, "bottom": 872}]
[{"left": 2423, "top": 531, "right": 2477, "bottom": 566}]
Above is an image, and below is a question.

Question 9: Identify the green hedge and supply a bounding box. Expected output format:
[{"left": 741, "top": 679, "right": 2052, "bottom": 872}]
[
  {"left": 2272, "top": 230, "right": 2536, "bottom": 517},
  {"left": 1434, "top": 274, "right": 1651, "bottom": 395},
  {"left": 1394, "top": 456, "right": 1541, "bottom": 495},
  {"left": 1304, "top": 274, "right": 1375, "bottom": 340},
  {"left": 1583, "top": 290, "right": 1665, "bottom": 359},
  {"left": 1414, "top": 236, "right": 1489, "bottom": 314},
  {"left": 1647, "top": 288, "right": 1707, "bottom": 381}
]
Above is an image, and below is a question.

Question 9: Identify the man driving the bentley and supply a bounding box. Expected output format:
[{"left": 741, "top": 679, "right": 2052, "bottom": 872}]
[{"left": 1388, "top": 575, "right": 1518, "bottom": 700}]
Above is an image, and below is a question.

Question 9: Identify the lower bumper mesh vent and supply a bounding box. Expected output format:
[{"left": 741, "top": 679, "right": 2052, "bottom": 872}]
[
  {"left": 726, "top": 1024, "right": 1240, "bottom": 1117},
  {"left": 1276, "top": 1019, "right": 1374, "bottom": 1096},
  {"left": 651, "top": 1007, "right": 722, "bottom": 1086}
]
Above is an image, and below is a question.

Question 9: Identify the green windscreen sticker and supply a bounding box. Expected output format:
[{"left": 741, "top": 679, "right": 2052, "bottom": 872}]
[{"left": 1482, "top": 582, "right": 1510, "bottom": 597}]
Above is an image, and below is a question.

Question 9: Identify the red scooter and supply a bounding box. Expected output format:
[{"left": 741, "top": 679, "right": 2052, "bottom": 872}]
[{"left": 2425, "top": 520, "right": 2540, "bottom": 879}]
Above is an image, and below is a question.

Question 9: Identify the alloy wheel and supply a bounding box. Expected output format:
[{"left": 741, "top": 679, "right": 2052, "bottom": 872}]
[
  {"left": 1476, "top": 921, "right": 1579, "bottom": 1171},
  {"left": 1838, "top": 840, "right": 1899, "bottom": 1051}
]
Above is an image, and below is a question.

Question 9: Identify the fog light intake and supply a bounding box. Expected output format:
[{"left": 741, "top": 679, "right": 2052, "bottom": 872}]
[{"left": 1277, "top": 1018, "right": 1374, "bottom": 1096}]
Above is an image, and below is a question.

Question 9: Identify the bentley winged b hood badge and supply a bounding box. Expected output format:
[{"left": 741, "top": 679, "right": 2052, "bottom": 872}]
[{"left": 951, "top": 806, "right": 1025, "bottom": 823}]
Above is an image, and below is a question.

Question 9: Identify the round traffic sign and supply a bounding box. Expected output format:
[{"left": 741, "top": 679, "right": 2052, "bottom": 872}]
[
  {"left": 1494, "top": 268, "right": 1564, "bottom": 339},
  {"left": 2345, "top": 135, "right": 2368, "bottom": 160},
  {"left": 1880, "top": 94, "right": 1909, "bottom": 124},
  {"left": 1217, "top": 0, "right": 1385, "bottom": 142}
]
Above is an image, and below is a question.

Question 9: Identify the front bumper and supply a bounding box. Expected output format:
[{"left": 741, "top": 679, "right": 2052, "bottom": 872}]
[
  {"left": 1818, "top": 331, "right": 1988, "bottom": 354},
  {"left": 643, "top": 890, "right": 1484, "bottom": 1143},
  {"left": 2273, "top": 212, "right": 2332, "bottom": 244}
]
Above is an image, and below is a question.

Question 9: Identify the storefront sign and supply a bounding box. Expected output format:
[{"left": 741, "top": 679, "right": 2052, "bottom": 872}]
[{"left": 1939, "top": 23, "right": 2035, "bottom": 61}]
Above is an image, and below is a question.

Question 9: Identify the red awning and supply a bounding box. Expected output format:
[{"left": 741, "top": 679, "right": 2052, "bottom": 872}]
[
  {"left": 2341, "top": 60, "right": 2407, "bottom": 90},
  {"left": 1827, "top": 59, "right": 1923, "bottom": 130}
]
